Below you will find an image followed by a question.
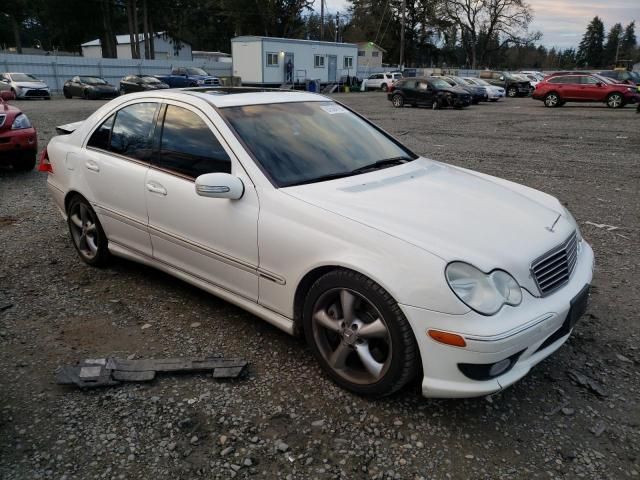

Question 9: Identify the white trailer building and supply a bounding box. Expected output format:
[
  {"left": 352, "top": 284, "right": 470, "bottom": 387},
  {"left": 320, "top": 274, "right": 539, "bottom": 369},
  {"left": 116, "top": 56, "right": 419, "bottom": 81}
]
[{"left": 231, "top": 36, "right": 358, "bottom": 86}]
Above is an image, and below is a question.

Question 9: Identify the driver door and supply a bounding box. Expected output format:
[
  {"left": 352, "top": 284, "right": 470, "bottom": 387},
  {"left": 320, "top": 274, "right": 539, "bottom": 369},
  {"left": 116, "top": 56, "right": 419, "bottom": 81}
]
[{"left": 145, "top": 102, "right": 260, "bottom": 301}]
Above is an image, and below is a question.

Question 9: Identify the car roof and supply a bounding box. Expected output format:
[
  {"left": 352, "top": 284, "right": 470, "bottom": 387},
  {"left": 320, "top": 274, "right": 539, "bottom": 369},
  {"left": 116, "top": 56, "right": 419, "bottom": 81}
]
[{"left": 123, "top": 88, "right": 330, "bottom": 108}]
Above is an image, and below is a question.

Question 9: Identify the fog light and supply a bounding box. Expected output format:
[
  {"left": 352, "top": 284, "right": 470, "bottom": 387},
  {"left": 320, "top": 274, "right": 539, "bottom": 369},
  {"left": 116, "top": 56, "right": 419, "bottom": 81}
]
[{"left": 488, "top": 358, "right": 511, "bottom": 377}]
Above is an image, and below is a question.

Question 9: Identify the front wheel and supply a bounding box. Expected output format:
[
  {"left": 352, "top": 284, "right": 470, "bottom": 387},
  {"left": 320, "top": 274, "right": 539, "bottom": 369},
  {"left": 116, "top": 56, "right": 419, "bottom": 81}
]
[
  {"left": 63, "top": 88, "right": 72, "bottom": 99},
  {"left": 544, "top": 92, "right": 560, "bottom": 107},
  {"left": 381, "top": 83, "right": 388, "bottom": 92},
  {"left": 67, "top": 197, "right": 110, "bottom": 266},
  {"left": 303, "top": 269, "right": 419, "bottom": 397},
  {"left": 391, "top": 94, "right": 404, "bottom": 108},
  {"left": 606, "top": 93, "right": 624, "bottom": 108},
  {"left": 507, "top": 86, "right": 517, "bottom": 97}
]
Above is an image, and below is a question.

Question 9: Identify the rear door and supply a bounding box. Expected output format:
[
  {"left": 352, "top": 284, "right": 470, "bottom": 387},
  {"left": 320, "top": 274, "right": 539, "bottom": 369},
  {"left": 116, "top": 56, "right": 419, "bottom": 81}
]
[
  {"left": 83, "top": 101, "right": 158, "bottom": 256},
  {"left": 415, "top": 80, "right": 434, "bottom": 105}
]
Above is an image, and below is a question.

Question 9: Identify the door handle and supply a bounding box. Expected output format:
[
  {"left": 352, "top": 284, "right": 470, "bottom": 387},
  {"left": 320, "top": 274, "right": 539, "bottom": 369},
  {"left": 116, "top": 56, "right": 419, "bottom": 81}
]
[
  {"left": 146, "top": 182, "right": 167, "bottom": 196},
  {"left": 85, "top": 160, "right": 100, "bottom": 172}
]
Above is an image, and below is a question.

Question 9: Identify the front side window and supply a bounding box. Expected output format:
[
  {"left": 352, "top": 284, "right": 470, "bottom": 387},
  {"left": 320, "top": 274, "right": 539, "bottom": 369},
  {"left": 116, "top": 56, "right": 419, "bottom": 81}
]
[
  {"left": 343, "top": 56, "right": 353, "bottom": 68},
  {"left": 314, "top": 55, "right": 325, "bottom": 68},
  {"left": 109, "top": 102, "right": 158, "bottom": 162},
  {"left": 155, "top": 105, "right": 231, "bottom": 178},
  {"left": 581, "top": 76, "right": 600, "bottom": 85},
  {"left": 221, "top": 101, "right": 416, "bottom": 187},
  {"left": 266, "top": 53, "right": 279, "bottom": 66}
]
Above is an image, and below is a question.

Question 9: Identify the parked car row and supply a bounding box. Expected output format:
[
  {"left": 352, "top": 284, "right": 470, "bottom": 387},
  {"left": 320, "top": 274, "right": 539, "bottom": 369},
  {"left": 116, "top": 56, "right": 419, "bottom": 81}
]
[{"left": 1, "top": 68, "right": 221, "bottom": 101}]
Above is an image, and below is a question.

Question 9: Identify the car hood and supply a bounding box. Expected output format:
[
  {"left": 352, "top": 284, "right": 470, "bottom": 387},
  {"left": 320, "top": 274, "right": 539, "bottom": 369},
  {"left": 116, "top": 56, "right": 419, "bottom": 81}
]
[
  {"left": 441, "top": 86, "right": 469, "bottom": 95},
  {"left": 88, "top": 84, "right": 116, "bottom": 90},
  {"left": 284, "top": 158, "right": 574, "bottom": 294},
  {"left": 15, "top": 81, "right": 48, "bottom": 89}
]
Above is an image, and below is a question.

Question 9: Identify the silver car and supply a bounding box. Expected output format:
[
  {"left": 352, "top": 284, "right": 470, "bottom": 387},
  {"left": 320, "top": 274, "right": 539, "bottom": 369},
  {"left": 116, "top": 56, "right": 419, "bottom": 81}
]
[{"left": 0, "top": 72, "right": 51, "bottom": 100}]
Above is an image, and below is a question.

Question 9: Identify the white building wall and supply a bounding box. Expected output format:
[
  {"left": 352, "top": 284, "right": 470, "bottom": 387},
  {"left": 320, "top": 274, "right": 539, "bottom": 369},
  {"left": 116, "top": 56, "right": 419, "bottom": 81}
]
[
  {"left": 81, "top": 35, "right": 192, "bottom": 60},
  {"left": 82, "top": 45, "right": 103, "bottom": 58},
  {"left": 231, "top": 40, "right": 263, "bottom": 83},
  {"left": 260, "top": 39, "right": 358, "bottom": 84}
]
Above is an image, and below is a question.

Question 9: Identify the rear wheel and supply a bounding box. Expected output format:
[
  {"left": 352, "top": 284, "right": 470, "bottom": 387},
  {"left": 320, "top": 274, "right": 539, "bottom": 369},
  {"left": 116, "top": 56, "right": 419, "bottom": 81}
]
[
  {"left": 83, "top": 89, "right": 90, "bottom": 100},
  {"left": 544, "top": 92, "right": 560, "bottom": 107},
  {"left": 63, "top": 88, "right": 72, "bottom": 99},
  {"left": 391, "top": 94, "right": 404, "bottom": 108},
  {"left": 303, "top": 269, "right": 418, "bottom": 397},
  {"left": 67, "top": 196, "right": 110, "bottom": 266},
  {"left": 606, "top": 93, "right": 624, "bottom": 108}
]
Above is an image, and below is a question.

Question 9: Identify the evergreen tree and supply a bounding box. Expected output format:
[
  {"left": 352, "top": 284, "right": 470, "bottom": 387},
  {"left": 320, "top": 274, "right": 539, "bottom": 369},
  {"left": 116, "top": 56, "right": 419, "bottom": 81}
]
[
  {"left": 603, "top": 23, "right": 623, "bottom": 67},
  {"left": 619, "top": 21, "right": 637, "bottom": 61},
  {"left": 577, "top": 16, "right": 605, "bottom": 68}
]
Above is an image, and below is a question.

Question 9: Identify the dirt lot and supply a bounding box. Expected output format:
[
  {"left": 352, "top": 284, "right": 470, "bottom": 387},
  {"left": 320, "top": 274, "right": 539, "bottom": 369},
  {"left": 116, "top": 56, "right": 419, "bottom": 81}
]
[{"left": 1, "top": 94, "right": 639, "bottom": 480}]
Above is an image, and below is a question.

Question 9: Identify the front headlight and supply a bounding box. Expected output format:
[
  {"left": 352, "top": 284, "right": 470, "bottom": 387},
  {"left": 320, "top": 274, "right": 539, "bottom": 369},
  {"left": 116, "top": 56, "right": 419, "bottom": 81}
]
[
  {"left": 445, "top": 262, "right": 522, "bottom": 315},
  {"left": 12, "top": 113, "right": 32, "bottom": 129},
  {"left": 196, "top": 79, "right": 205, "bottom": 85}
]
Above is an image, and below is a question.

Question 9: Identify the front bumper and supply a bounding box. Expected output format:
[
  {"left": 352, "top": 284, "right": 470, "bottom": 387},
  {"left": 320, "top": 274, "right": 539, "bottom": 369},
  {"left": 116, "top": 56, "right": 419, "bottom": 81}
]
[
  {"left": 15, "top": 88, "right": 50, "bottom": 99},
  {"left": 401, "top": 241, "right": 594, "bottom": 398},
  {"left": 0, "top": 127, "right": 37, "bottom": 161}
]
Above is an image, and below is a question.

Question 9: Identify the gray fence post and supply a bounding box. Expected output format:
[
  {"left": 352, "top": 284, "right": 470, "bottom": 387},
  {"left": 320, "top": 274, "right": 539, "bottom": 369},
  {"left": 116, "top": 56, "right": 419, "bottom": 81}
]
[
  {"left": 98, "top": 60, "right": 103, "bottom": 79},
  {"left": 52, "top": 59, "right": 59, "bottom": 92}
]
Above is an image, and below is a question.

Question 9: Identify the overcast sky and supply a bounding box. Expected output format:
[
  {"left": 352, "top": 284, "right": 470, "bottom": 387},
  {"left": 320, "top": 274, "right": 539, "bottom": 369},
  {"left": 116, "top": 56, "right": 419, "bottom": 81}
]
[{"left": 320, "top": 0, "right": 640, "bottom": 49}]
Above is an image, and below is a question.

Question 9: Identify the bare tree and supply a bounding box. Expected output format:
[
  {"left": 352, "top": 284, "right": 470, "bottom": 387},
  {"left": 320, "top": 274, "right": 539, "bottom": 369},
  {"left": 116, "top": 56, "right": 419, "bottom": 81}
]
[{"left": 440, "top": 0, "right": 539, "bottom": 68}]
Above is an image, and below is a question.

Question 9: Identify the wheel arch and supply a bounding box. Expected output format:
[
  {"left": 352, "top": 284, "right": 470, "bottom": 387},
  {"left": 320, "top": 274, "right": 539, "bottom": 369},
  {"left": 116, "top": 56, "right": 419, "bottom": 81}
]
[{"left": 64, "top": 190, "right": 89, "bottom": 214}]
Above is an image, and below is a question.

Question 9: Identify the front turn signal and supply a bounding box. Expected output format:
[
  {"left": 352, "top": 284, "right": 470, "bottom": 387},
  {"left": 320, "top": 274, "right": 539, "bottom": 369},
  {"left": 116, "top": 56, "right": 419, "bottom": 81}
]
[{"left": 428, "top": 329, "right": 467, "bottom": 348}]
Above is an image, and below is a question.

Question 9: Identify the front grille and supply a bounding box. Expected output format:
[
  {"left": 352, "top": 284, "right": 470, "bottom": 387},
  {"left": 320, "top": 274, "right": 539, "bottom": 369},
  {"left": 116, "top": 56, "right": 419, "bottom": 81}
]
[
  {"left": 25, "top": 89, "right": 48, "bottom": 97},
  {"left": 203, "top": 79, "right": 219, "bottom": 86},
  {"left": 531, "top": 232, "right": 578, "bottom": 296}
]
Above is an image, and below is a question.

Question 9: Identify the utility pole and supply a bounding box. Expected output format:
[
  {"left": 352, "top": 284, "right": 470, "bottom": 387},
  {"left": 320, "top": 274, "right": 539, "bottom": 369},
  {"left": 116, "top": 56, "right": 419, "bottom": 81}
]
[
  {"left": 399, "top": 0, "right": 406, "bottom": 69},
  {"left": 614, "top": 37, "right": 620, "bottom": 64},
  {"left": 320, "top": 0, "right": 324, "bottom": 41},
  {"left": 335, "top": 12, "right": 340, "bottom": 43}
]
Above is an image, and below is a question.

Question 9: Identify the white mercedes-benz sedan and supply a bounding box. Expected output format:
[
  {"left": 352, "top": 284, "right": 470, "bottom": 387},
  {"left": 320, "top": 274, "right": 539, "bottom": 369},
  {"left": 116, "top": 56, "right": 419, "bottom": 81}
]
[{"left": 40, "top": 88, "right": 594, "bottom": 398}]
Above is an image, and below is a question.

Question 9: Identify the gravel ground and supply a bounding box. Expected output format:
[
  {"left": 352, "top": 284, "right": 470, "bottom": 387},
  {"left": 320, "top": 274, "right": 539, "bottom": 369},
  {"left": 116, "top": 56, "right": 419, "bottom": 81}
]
[{"left": 1, "top": 94, "right": 639, "bottom": 480}]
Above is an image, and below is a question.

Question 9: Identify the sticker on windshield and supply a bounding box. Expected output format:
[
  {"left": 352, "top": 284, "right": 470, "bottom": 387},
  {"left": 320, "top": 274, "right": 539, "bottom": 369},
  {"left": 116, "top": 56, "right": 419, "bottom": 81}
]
[{"left": 321, "top": 104, "right": 347, "bottom": 114}]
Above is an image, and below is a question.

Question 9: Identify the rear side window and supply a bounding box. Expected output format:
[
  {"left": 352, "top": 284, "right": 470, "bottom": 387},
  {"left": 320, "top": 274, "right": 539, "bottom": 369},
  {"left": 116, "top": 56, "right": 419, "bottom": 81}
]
[
  {"left": 87, "top": 114, "right": 115, "bottom": 150},
  {"left": 109, "top": 103, "right": 158, "bottom": 162},
  {"left": 154, "top": 105, "right": 231, "bottom": 178}
]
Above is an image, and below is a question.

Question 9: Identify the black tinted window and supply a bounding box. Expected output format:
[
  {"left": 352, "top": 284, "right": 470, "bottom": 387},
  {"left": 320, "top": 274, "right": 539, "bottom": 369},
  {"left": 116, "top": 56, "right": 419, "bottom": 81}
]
[
  {"left": 581, "top": 76, "right": 599, "bottom": 84},
  {"left": 549, "top": 76, "right": 567, "bottom": 84},
  {"left": 87, "top": 114, "right": 115, "bottom": 150},
  {"left": 109, "top": 103, "right": 157, "bottom": 162},
  {"left": 155, "top": 105, "right": 231, "bottom": 178}
]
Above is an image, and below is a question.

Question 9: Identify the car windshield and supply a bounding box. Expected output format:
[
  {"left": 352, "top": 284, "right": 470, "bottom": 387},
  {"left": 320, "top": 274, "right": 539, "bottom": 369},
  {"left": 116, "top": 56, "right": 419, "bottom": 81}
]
[
  {"left": 221, "top": 101, "right": 416, "bottom": 187},
  {"left": 141, "top": 76, "right": 161, "bottom": 83},
  {"left": 469, "top": 78, "right": 489, "bottom": 86},
  {"left": 187, "top": 68, "right": 208, "bottom": 76},
  {"left": 80, "top": 76, "right": 107, "bottom": 85},
  {"left": 430, "top": 78, "right": 452, "bottom": 89},
  {"left": 448, "top": 76, "right": 467, "bottom": 85},
  {"left": 11, "top": 73, "right": 39, "bottom": 82}
]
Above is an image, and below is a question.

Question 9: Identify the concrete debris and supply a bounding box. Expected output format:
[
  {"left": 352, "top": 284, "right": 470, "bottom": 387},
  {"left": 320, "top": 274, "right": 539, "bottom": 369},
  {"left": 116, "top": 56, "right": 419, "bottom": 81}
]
[
  {"left": 584, "top": 221, "right": 619, "bottom": 231},
  {"left": 567, "top": 370, "right": 608, "bottom": 397},
  {"left": 55, "top": 356, "right": 248, "bottom": 389}
]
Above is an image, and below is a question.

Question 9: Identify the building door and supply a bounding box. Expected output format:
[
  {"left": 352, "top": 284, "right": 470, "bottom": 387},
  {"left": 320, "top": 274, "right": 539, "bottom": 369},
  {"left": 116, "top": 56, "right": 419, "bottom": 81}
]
[
  {"left": 284, "top": 52, "right": 294, "bottom": 83},
  {"left": 328, "top": 55, "right": 337, "bottom": 82}
]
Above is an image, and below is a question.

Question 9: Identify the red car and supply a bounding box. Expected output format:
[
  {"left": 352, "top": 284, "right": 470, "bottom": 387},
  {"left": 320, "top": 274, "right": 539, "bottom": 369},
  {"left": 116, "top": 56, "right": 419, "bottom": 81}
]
[
  {"left": 532, "top": 73, "right": 640, "bottom": 108},
  {"left": 0, "top": 91, "right": 37, "bottom": 171}
]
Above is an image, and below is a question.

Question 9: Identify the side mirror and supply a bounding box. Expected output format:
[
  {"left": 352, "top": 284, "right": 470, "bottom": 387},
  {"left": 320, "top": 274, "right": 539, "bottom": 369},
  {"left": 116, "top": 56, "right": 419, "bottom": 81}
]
[
  {"left": 195, "top": 173, "right": 244, "bottom": 200},
  {"left": 596, "top": 82, "right": 603, "bottom": 87}
]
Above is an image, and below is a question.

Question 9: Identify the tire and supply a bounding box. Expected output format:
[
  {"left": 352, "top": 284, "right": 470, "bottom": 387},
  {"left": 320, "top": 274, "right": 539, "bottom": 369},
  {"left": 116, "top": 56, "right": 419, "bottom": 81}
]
[
  {"left": 606, "top": 93, "right": 624, "bottom": 109},
  {"left": 391, "top": 94, "right": 404, "bottom": 108},
  {"left": 63, "top": 88, "right": 72, "bottom": 99},
  {"left": 432, "top": 99, "right": 440, "bottom": 110},
  {"left": 12, "top": 151, "right": 36, "bottom": 171},
  {"left": 381, "top": 83, "right": 388, "bottom": 92},
  {"left": 120, "top": 86, "right": 126, "bottom": 95},
  {"left": 303, "top": 269, "right": 419, "bottom": 397},
  {"left": 490, "top": 99, "right": 498, "bottom": 102},
  {"left": 507, "top": 86, "right": 517, "bottom": 97},
  {"left": 44, "top": 96, "right": 51, "bottom": 100},
  {"left": 544, "top": 92, "right": 560, "bottom": 107},
  {"left": 67, "top": 196, "right": 110, "bottom": 267},
  {"left": 83, "top": 89, "right": 90, "bottom": 100}
]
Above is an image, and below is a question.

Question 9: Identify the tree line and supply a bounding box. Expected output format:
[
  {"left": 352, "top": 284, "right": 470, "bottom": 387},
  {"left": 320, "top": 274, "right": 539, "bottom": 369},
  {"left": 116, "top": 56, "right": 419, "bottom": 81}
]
[{"left": 1, "top": 0, "right": 638, "bottom": 70}]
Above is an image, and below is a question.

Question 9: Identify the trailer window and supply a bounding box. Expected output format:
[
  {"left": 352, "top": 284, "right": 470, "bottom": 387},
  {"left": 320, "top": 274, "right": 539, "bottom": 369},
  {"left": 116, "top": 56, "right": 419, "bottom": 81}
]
[
  {"left": 343, "top": 56, "right": 353, "bottom": 68},
  {"left": 266, "top": 53, "right": 279, "bottom": 67}
]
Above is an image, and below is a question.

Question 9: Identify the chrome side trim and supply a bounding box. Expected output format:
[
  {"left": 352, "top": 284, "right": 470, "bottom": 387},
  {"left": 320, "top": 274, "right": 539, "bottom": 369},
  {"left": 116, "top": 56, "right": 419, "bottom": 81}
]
[
  {"left": 464, "top": 313, "right": 555, "bottom": 342},
  {"left": 108, "top": 240, "right": 294, "bottom": 335},
  {"left": 94, "top": 203, "right": 286, "bottom": 285}
]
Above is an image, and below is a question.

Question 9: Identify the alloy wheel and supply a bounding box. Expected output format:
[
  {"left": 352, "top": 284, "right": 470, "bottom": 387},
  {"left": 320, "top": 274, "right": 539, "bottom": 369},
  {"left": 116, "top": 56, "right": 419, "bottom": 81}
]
[
  {"left": 69, "top": 202, "right": 99, "bottom": 260},
  {"left": 311, "top": 288, "right": 392, "bottom": 385},
  {"left": 392, "top": 95, "right": 403, "bottom": 108},
  {"left": 545, "top": 93, "right": 558, "bottom": 107},
  {"left": 607, "top": 94, "right": 622, "bottom": 108},
  {"left": 507, "top": 87, "right": 517, "bottom": 97}
]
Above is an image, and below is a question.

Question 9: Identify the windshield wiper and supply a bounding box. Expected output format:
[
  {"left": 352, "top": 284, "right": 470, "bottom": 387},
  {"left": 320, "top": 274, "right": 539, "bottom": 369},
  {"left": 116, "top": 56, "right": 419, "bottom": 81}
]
[
  {"left": 349, "top": 156, "right": 412, "bottom": 174},
  {"left": 285, "top": 157, "right": 413, "bottom": 187}
]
